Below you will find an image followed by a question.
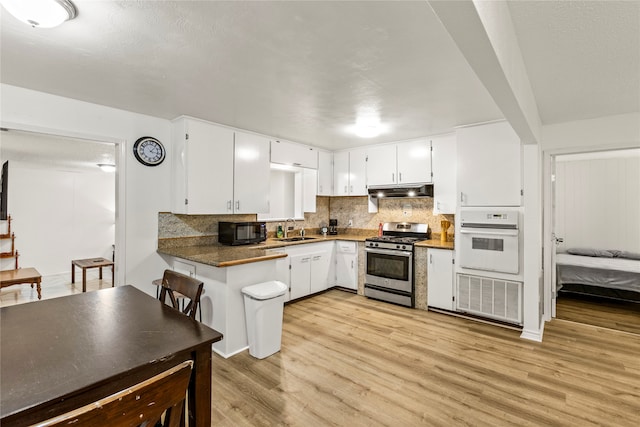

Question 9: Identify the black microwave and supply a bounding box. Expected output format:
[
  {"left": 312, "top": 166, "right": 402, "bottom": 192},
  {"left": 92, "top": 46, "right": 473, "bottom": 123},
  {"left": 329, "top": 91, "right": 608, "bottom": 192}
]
[{"left": 218, "top": 221, "right": 267, "bottom": 246}]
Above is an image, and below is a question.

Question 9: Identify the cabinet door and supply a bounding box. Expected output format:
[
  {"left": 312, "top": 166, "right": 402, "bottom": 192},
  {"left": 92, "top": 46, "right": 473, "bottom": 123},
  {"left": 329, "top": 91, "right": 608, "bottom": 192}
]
[
  {"left": 317, "top": 150, "right": 333, "bottom": 196},
  {"left": 310, "top": 251, "right": 332, "bottom": 294},
  {"left": 431, "top": 133, "right": 457, "bottom": 215},
  {"left": 289, "top": 253, "right": 311, "bottom": 300},
  {"left": 333, "top": 151, "right": 350, "bottom": 196},
  {"left": 366, "top": 144, "right": 397, "bottom": 186},
  {"left": 271, "top": 140, "right": 318, "bottom": 169},
  {"left": 397, "top": 139, "right": 431, "bottom": 184},
  {"left": 233, "top": 131, "right": 270, "bottom": 214},
  {"left": 336, "top": 241, "right": 358, "bottom": 290},
  {"left": 179, "top": 119, "right": 234, "bottom": 214},
  {"left": 456, "top": 122, "right": 521, "bottom": 207},
  {"left": 427, "top": 249, "right": 454, "bottom": 310},
  {"left": 303, "top": 168, "right": 317, "bottom": 213},
  {"left": 349, "top": 147, "right": 368, "bottom": 196}
]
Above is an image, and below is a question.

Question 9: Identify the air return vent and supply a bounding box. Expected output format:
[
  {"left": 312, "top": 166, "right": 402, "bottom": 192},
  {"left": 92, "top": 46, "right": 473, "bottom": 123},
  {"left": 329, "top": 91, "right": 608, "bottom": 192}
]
[{"left": 456, "top": 274, "right": 522, "bottom": 325}]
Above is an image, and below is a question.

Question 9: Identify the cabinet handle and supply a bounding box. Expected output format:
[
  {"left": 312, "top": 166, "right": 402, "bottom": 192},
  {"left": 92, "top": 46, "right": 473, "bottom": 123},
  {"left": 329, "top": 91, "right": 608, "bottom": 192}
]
[
  {"left": 350, "top": 185, "right": 353, "bottom": 192},
  {"left": 437, "top": 201, "right": 441, "bottom": 211},
  {"left": 399, "top": 172, "right": 402, "bottom": 182},
  {"left": 319, "top": 185, "right": 323, "bottom": 193},
  {"left": 227, "top": 200, "right": 232, "bottom": 211},
  {"left": 392, "top": 173, "right": 395, "bottom": 182},
  {"left": 430, "top": 254, "right": 433, "bottom": 264},
  {"left": 460, "top": 192, "right": 464, "bottom": 203},
  {"left": 344, "top": 185, "right": 348, "bottom": 194},
  {"left": 236, "top": 201, "right": 240, "bottom": 211},
  {"left": 351, "top": 260, "right": 354, "bottom": 269}
]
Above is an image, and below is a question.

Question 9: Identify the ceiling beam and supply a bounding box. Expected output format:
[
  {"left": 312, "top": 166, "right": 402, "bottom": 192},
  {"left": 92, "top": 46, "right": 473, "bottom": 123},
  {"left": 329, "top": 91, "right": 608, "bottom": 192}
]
[{"left": 428, "top": 0, "right": 541, "bottom": 144}]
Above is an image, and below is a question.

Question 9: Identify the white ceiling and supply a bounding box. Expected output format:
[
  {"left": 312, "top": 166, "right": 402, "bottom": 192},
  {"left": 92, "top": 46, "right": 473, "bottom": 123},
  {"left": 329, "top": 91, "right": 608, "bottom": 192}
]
[{"left": 0, "top": 1, "right": 638, "bottom": 151}]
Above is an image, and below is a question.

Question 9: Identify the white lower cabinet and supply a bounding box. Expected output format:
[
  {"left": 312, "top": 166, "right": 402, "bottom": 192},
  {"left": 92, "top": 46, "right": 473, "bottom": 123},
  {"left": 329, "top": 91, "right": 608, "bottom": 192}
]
[
  {"left": 286, "top": 242, "right": 335, "bottom": 301},
  {"left": 335, "top": 241, "right": 358, "bottom": 290},
  {"left": 427, "top": 248, "right": 455, "bottom": 310}
]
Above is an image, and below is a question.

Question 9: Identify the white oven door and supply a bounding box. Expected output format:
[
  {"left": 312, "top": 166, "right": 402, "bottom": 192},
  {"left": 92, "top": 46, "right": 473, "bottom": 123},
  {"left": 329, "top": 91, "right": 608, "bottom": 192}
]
[{"left": 459, "top": 227, "right": 519, "bottom": 274}]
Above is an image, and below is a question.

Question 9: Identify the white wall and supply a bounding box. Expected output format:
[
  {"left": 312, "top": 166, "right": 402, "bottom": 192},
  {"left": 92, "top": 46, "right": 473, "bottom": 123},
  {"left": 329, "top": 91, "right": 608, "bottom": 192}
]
[
  {"left": 5, "top": 162, "right": 115, "bottom": 275},
  {"left": 0, "top": 84, "right": 172, "bottom": 295},
  {"left": 555, "top": 154, "right": 640, "bottom": 253}
]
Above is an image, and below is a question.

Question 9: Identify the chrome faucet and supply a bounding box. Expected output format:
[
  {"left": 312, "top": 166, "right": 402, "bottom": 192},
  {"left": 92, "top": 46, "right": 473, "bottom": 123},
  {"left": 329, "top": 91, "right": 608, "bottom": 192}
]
[{"left": 285, "top": 218, "right": 296, "bottom": 238}]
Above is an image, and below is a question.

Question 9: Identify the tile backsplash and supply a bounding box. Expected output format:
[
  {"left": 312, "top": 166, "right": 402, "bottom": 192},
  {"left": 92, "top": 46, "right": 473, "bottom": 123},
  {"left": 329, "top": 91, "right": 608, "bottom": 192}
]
[{"left": 159, "top": 196, "right": 454, "bottom": 244}]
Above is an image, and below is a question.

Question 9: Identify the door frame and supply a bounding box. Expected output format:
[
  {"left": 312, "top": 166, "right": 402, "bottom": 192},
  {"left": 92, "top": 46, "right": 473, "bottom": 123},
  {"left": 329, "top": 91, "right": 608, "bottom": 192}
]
[
  {"left": 0, "top": 121, "right": 126, "bottom": 286},
  {"left": 542, "top": 143, "right": 639, "bottom": 322}
]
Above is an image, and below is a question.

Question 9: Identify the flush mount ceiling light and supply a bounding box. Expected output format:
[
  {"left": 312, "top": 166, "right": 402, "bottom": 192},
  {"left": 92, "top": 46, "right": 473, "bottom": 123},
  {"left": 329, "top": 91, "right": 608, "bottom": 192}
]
[
  {"left": 97, "top": 163, "right": 116, "bottom": 172},
  {"left": 347, "top": 111, "right": 389, "bottom": 138},
  {"left": 0, "top": 0, "right": 77, "bottom": 28}
]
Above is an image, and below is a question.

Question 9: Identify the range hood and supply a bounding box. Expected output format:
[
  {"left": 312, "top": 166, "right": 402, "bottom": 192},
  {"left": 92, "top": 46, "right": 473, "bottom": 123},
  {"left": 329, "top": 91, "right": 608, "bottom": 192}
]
[{"left": 367, "top": 183, "right": 433, "bottom": 198}]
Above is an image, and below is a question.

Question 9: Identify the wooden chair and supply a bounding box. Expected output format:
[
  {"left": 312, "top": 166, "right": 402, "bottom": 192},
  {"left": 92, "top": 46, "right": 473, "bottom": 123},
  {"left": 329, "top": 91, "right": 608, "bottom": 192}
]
[
  {"left": 158, "top": 269, "right": 204, "bottom": 320},
  {"left": 34, "top": 360, "right": 193, "bottom": 427}
]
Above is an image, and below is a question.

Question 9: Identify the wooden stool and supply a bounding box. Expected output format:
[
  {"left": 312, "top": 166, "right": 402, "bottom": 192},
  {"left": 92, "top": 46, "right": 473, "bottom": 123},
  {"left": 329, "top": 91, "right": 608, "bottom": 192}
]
[{"left": 71, "top": 257, "right": 114, "bottom": 292}]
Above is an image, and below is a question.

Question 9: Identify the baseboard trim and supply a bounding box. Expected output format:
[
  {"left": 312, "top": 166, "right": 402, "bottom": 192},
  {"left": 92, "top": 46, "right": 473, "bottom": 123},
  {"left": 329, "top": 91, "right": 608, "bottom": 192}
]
[{"left": 213, "top": 345, "right": 248, "bottom": 359}]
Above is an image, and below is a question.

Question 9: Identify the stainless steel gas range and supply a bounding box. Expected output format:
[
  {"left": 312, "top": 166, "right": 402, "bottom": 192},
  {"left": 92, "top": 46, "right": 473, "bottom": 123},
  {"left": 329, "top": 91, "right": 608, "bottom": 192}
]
[{"left": 364, "top": 222, "right": 429, "bottom": 307}]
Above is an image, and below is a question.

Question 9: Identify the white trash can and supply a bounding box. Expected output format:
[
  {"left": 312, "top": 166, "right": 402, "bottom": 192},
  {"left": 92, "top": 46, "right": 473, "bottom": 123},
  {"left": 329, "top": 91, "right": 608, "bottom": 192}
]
[{"left": 241, "top": 281, "right": 288, "bottom": 359}]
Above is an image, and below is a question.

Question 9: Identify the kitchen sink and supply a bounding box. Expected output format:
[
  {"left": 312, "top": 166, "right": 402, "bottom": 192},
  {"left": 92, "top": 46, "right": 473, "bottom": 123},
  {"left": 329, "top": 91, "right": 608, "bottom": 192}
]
[{"left": 280, "top": 236, "right": 317, "bottom": 242}]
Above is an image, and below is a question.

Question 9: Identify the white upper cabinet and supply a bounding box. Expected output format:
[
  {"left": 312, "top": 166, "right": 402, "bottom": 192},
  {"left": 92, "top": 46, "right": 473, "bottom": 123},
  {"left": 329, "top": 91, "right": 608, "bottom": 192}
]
[
  {"left": 397, "top": 139, "right": 432, "bottom": 184},
  {"left": 431, "top": 133, "right": 457, "bottom": 215},
  {"left": 366, "top": 139, "right": 432, "bottom": 186},
  {"left": 317, "top": 150, "right": 333, "bottom": 196},
  {"left": 171, "top": 117, "right": 234, "bottom": 214},
  {"left": 333, "top": 148, "right": 368, "bottom": 196},
  {"left": 366, "top": 144, "right": 396, "bottom": 186},
  {"left": 233, "top": 131, "right": 270, "bottom": 214},
  {"left": 270, "top": 139, "right": 318, "bottom": 169},
  {"left": 171, "top": 117, "right": 271, "bottom": 215},
  {"left": 456, "top": 121, "right": 522, "bottom": 207}
]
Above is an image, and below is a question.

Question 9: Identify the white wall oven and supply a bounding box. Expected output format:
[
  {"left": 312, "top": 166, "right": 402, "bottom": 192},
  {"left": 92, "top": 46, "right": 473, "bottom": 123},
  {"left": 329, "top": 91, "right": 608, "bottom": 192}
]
[{"left": 458, "top": 210, "right": 519, "bottom": 274}]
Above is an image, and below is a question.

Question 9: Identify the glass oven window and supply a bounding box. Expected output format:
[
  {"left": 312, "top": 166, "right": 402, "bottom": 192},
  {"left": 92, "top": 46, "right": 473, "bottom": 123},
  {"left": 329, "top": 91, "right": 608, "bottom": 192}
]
[
  {"left": 366, "top": 252, "right": 409, "bottom": 281},
  {"left": 471, "top": 237, "right": 504, "bottom": 252}
]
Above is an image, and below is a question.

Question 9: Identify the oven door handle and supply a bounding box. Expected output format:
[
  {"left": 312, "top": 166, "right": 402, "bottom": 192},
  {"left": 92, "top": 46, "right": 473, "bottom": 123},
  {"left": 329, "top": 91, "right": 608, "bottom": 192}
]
[
  {"left": 365, "top": 247, "right": 413, "bottom": 257},
  {"left": 459, "top": 228, "right": 519, "bottom": 236}
]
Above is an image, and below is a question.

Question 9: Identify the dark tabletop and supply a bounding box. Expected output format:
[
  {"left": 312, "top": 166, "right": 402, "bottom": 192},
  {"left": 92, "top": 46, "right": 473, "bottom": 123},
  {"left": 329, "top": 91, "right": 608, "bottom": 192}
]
[{"left": 0, "top": 285, "right": 222, "bottom": 421}]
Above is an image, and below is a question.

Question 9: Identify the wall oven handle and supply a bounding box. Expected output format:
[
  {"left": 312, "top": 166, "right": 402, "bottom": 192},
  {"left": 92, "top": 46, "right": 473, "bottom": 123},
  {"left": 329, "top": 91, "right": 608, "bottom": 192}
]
[
  {"left": 459, "top": 229, "right": 518, "bottom": 236},
  {"left": 365, "top": 247, "right": 413, "bottom": 257}
]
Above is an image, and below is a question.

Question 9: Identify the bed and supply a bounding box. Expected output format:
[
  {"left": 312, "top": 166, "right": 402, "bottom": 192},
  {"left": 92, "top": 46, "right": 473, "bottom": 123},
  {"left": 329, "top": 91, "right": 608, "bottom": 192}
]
[{"left": 556, "top": 249, "right": 640, "bottom": 302}]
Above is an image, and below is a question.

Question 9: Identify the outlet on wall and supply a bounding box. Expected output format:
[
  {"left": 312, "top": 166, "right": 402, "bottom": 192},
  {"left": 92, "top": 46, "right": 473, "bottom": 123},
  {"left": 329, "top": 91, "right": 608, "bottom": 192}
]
[{"left": 348, "top": 219, "right": 353, "bottom": 227}]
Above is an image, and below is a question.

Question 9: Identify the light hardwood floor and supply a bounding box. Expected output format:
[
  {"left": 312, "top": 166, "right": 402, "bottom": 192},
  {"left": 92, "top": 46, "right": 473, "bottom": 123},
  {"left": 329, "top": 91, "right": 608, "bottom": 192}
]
[
  {"left": 212, "top": 290, "right": 640, "bottom": 426},
  {"left": 556, "top": 293, "right": 640, "bottom": 335}
]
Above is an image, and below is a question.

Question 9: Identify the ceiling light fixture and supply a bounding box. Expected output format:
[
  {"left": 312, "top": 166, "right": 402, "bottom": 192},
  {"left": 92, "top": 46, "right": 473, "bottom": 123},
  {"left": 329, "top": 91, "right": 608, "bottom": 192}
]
[
  {"left": 347, "top": 113, "right": 389, "bottom": 138},
  {"left": 0, "top": 0, "right": 77, "bottom": 28},
  {"left": 97, "top": 163, "right": 116, "bottom": 172}
]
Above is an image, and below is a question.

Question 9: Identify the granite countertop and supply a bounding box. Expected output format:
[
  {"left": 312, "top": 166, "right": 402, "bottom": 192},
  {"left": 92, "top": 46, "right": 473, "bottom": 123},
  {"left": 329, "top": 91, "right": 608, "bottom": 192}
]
[
  {"left": 157, "top": 233, "right": 370, "bottom": 268},
  {"left": 157, "top": 233, "right": 454, "bottom": 268},
  {"left": 414, "top": 239, "right": 455, "bottom": 250}
]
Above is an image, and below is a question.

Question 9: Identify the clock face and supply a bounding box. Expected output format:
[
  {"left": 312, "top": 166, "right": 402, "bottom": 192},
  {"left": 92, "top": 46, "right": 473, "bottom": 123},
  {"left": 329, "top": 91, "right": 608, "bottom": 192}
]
[{"left": 133, "top": 137, "right": 165, "bottom": 166}]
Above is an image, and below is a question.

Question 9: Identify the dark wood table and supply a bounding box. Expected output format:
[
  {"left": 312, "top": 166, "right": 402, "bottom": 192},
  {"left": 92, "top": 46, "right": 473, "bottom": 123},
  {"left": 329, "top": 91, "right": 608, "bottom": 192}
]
[
  {"left": 71, "top": 257, "right": 114, "bottom": 292},
  {"left": 0, "top": 267, "right": 42, "bottom": 299},
  {"left": 0, "top": 285, "right": 223, "bottom": 427}
]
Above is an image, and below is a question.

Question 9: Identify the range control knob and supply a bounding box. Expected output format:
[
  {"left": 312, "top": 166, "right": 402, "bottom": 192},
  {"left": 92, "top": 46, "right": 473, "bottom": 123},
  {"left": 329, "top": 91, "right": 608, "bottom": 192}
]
[
  {"left": 402, "top": 245, "right": 407, "bottom": 250},
  {"left": 375, "top": 243, "right": 379, "bottom": 247},
  {"left": 396, "top": 245, "right": 401, "bottom": 249}
]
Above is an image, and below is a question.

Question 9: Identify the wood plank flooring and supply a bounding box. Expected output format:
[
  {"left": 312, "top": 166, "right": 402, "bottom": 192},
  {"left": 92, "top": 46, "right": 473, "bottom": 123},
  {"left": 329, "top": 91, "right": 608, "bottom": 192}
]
[
  {"left": 556, "top": 293, "right": 640, "bottom": 335},
  {"left": 212, "top": 290, "right": 640, "bottom": 426}
]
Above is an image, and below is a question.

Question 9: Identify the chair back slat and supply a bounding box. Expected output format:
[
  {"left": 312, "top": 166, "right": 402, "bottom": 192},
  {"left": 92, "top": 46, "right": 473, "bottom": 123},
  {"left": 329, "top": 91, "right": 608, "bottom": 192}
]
[
  {"left": 33, "top": 360, "right": 193, "bottom": 427},
  {"left": 159, "top": 269, "right": 204, "bottom": 319}
]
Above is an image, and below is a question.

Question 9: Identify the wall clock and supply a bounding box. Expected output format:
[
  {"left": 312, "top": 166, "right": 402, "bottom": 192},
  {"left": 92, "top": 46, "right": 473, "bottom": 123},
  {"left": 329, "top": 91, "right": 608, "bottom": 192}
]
[{"left": 133, "top": 136, "right": 165, "bottom": 166}]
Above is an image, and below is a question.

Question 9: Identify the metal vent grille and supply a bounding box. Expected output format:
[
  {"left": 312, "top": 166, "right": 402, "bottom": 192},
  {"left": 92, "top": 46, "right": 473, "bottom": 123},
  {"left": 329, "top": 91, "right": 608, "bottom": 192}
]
[{"left": 456, "top": 274, "right": 522, "bottom": 325}]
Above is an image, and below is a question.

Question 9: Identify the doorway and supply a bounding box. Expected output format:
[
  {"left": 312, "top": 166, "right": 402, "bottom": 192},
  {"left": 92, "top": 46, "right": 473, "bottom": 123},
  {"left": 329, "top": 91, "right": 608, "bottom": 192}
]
[
  {"left": 544, "top": 148, "right": 640, "bottom": 334},
  {"left": 0, "top": 126, "right": 126, "bottom": 301}
]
